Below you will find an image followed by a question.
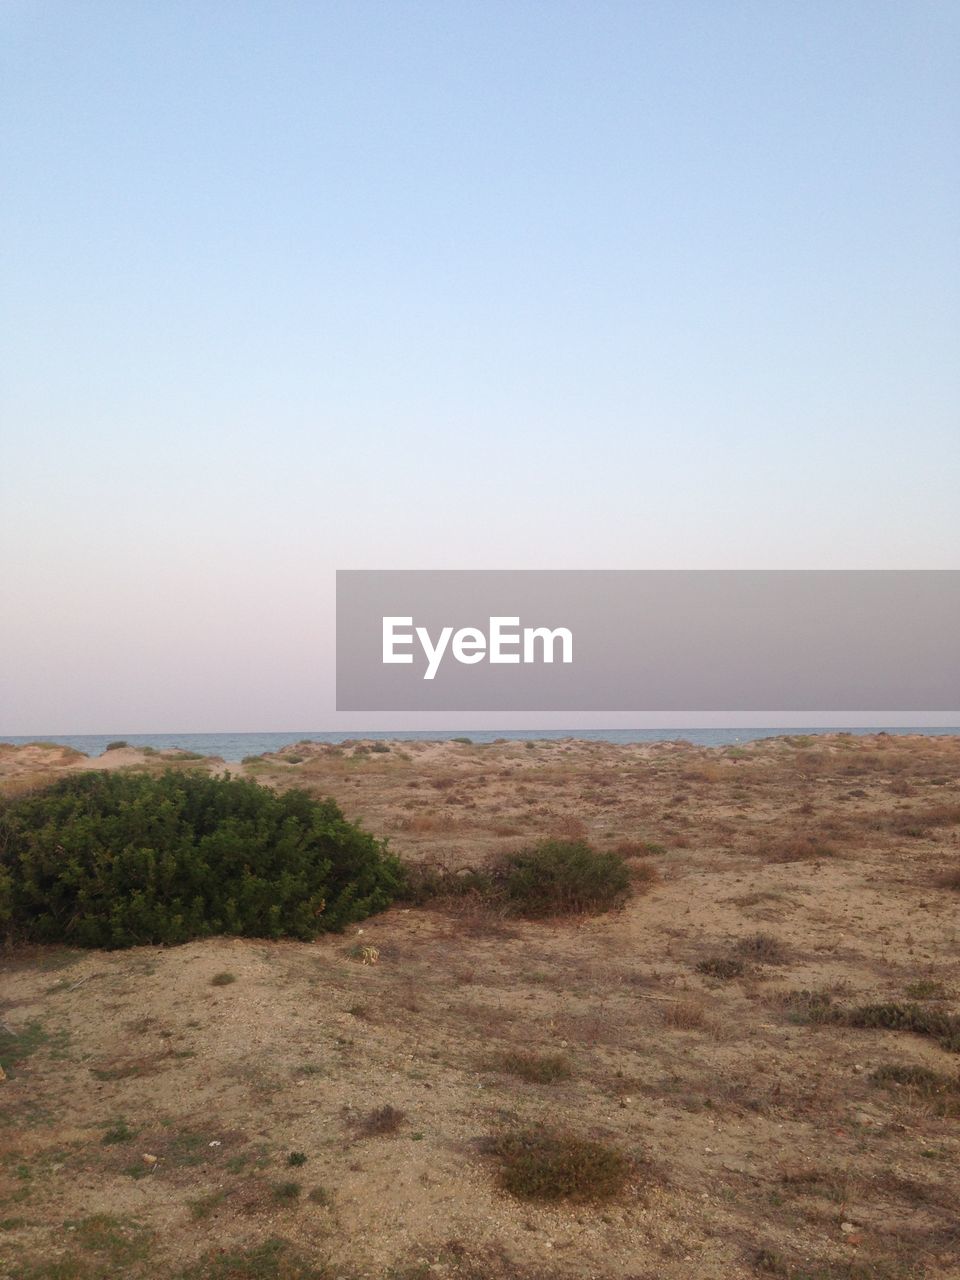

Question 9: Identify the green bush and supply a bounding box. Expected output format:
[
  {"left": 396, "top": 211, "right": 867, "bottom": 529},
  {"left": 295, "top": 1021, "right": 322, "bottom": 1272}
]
[
  {"left": 0, "top": 770, "right": 404, "bottom": 949},
  {"left": 400, "top": 840, "right": 631, "bottom": 919},
  {"left": 500, "top": 839, "right": 631, "bottom": 918}
]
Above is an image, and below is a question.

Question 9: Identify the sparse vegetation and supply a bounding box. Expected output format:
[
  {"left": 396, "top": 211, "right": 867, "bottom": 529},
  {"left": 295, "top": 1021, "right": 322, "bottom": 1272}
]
[
  {"left": 697, "top": 955, "right": 746, "bottom": 980},
  {"left": 210, "top": 972, "right": 237, "bottom": 986},
  {"left": 904, "top": 978, "right": 948, "bottom": 1000},
  {"left": 3, "top": 732, "right": 960, "bottom": 1279},
  {"left": 871, "top": 1061, "right": 960, "bottom": 1111},
  {"left": 104, "top": 741, "right": 129, "bottom": 751},
  {"left": 101, "top": 1118, "right": 135, "bottom": 1145},
  {"left": 182, "top": 1238, "right": 327, "bottom": 1279}
]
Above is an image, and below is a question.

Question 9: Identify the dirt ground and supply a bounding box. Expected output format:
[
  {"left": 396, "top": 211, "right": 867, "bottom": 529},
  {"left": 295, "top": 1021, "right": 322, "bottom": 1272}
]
[{"left": 1, "top": 733, "right": 959, "bottom": 1280}]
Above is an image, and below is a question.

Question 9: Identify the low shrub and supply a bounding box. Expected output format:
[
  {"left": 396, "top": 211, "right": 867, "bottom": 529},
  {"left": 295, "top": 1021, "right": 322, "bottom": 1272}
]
[
  {"left": 615, "top": 838, "right": 666, "bottom": 857},
  {"left": 871, "top": 1062, "right": 960, "bottom": 1116},
  {"left": 0, "top": 770, "right": 404, "bottom": 948},
  {"left": 489, "top": 1127, "right": 633, "bottom": 1203},
  {"left": 401, "top": 840, "right": 632, "bottom": 920},
  {"left": 489, "top": 1050, "right": 572, "bottom": 1084},
  {"left": 628, "top": 860, "right": 660, "bottom": 889},
  {"left": 499, "top": 840, "right": 631, "bottom": 918},
  {"left": 776, "top": 989, "right": 840, "bottom": 1025},
  {"left": 104, "top": 741, "right": 128, "bottom": 752},
  {"left": 781, "top": 993, "right": 960, "bottom": 1050},
  {"left": 662, "top": 999, "right": 707, "bottom": 1030},
  {"left": 399, "top": 864, "right": 495, "bottom": 905},
  {"left": 353, "top": 1105, "right": 405, "bottom": 1138},
  {"left": 697, "top": 956, "right": 746, "bottom": 980},
  {"left": 847, "top": 1002, "right": 960, "bottom": 1052},
  {"left": 769, "top": 835, "right": 837, "bottom": 862},
  {"left": 904, "top": 979, "right": 949, "bottom": 1000},
  {"left": 888, "top": 804, "right": 960, "bottom": 837},
  {"left": 736, "top": 932, "right": 790, "bottom": 964},
  {"left": 101, "top": 1119, "right": 135, "bottom": 1145},
  {"left": 871, "top": 1062, "right": 954, "bottom": 1091}
]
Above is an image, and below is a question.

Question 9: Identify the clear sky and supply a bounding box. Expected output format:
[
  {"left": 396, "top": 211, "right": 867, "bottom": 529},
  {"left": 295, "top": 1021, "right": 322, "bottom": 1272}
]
[{"left": 2, "top": 2, "right": 958, "bottom": 733}]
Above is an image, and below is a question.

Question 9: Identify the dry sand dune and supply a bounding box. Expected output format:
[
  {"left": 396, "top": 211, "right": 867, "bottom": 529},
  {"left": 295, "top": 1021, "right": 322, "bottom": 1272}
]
[{"left": 2, "top": 734, "right": 959, "bottom": 1279}]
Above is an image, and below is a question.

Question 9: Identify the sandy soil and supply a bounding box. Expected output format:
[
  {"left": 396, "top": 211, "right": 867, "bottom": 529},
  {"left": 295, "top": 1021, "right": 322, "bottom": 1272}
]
[{"left": 1, "top": 734, "right": 959, "bottom": 1279}]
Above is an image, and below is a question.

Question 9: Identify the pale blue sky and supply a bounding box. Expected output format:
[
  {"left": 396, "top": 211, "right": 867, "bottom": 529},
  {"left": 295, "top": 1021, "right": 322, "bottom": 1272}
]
[{"left": 2, "top": 2, "right": 958, "bottom": 731}]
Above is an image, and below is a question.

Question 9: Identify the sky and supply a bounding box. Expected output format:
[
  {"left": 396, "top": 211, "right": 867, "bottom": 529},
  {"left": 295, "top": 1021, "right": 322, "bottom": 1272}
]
[{"left": 1, "top": 1, "right": 958, "bottom": 733}]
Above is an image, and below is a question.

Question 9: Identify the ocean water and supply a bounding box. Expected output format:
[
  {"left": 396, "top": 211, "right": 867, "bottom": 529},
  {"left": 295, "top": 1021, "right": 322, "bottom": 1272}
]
[{"left": 3, "top": 727, "right": 959, "bottom": 763}]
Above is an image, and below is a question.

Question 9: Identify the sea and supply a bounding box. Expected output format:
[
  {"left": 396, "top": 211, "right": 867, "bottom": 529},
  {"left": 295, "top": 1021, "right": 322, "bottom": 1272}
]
[{"left": 3, "top": 728, "right": 959, "bottom": 763}]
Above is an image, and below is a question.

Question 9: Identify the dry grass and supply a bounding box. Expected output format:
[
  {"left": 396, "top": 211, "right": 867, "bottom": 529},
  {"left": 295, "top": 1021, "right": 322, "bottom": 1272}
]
[
  {"left": 487, "top": 1128, "right": 635, "bottom": 1203},
  {"left": 661, "top": 999, "right": 708, "bottom": 1030}
]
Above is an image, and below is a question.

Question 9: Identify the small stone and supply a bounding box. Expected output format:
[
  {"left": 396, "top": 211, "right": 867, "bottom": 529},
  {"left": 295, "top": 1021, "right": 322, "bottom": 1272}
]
[
  {"left": 840, "top": 1222, "right": 856, "bottom": 1234},
  {"left": 142, "top": 1154, "right": 158, "bottom": 1165}
]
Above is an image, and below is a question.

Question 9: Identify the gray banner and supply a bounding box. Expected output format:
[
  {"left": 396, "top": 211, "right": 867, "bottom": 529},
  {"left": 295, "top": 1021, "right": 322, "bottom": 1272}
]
[{"left": 336, "top": 571, "right": 959, "bottom": 712}]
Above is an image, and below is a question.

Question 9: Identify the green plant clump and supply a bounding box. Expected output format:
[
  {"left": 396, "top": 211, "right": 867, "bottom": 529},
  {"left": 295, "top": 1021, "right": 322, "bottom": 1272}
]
[
  {"left": 499, "top": 839, "right": 632, "bottom": 918},
  {"left": 0, "top": 770, "right": 404, "bottom": 949}
]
